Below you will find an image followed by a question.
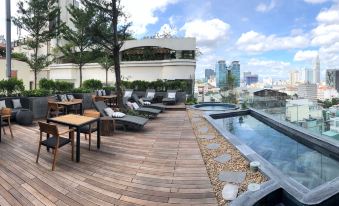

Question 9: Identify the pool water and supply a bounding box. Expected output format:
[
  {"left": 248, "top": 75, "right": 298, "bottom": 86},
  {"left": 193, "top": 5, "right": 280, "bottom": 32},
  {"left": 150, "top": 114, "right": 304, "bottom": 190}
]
[
  {"left": 215, "top": 115, "right": 339, "bottom": 189},
  {"left": 192, "top": 103, "right": 238, "bottom": 111}
]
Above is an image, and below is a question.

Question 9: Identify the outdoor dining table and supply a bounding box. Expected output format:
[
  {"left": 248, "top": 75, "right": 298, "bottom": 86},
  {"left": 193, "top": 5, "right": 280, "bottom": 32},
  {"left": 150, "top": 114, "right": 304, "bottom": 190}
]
[
  {"left": 56, "top": 99, "right": 83, "bottom": 115},
  {"left": 96, "top": 95, "right": 117, "bottom": 108},
  {"left": 47, "top": 114, "right": 100, "bottom": 162}
]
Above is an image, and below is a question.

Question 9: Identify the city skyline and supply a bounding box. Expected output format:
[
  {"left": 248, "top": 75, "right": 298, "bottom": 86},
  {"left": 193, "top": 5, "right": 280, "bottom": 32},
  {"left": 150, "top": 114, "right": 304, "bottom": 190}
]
[{"left": 1, "top": 0, "right": 339, "bottom": 81}]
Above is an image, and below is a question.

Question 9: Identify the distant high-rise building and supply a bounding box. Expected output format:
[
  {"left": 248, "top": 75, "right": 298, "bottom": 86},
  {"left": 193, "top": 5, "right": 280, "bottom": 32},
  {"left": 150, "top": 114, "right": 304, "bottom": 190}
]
[
  {"left": 297, "top": 83, "right": 317, "bottom": 100},
  {"left": 301, "top": 68, "right": 313, "bottom": 83},
  {"left": 313, "top": 54, "right": 320, "bottom": 84},
  {"left": 289, "top": 70, "right": 299, "bottom": 85},
  {"left": 243, "top": 72, "right": 258, "bottom": 85},
  {"left": 216, "top": 60, "right": 228, "bottom": 88},
  {"left": 326, "top": 69, "right": 339, "bottom": 92},
  {"left": 205, "top": 69, "right": 215, "bottom": 81},
  {"left": 230, "top": 61, "right": 240, "bottom": 87}
]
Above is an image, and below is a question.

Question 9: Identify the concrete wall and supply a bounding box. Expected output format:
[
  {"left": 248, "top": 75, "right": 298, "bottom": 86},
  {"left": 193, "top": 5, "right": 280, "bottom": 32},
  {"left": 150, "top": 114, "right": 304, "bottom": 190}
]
[{"left": 0, "top": 59, "right": 31, "bottom": 89}]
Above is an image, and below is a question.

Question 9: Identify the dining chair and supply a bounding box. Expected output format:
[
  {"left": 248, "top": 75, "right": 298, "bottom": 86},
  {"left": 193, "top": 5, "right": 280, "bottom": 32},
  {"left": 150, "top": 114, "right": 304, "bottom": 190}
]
[
  {"left": 36, "top": 122, "right": 74, "bottom": 171},
  {"left": 1, "top": 108, "right": 13, "bottom": 138},
  {"left": 47, "top": 102, "right": 64, "bottom": 118},
  {"left": 80, "top": 111, "right": 100, "bottom": 150}
]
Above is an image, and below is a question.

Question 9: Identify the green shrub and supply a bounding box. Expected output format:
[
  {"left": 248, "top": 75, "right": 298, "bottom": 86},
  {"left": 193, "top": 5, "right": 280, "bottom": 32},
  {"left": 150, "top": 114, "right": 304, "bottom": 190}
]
[
  {"left": 0, "top": 78, "right": 24, "bottom": 96},
  {"left": 71, "top": 87, "right": 92, "bottom": 93},
  {"left": 54, "top": 81, "right": 74, "bottom": 93},
  {"left": 39, "top": 78, "right": 55, "bottom": 91},
  {"left": 121, "top": 79, "right": 192, "bottom": 93},
  {"left": 102, "top": 86, "right": 115, "bottom": 92},
  {"left": 185, "top": 96, "right": 197, "bottom": 105},
  {"left": 22, "top": 89, "right": 50, "bottom": 97},
  {"left": 83, "top": 79, "right": 103, "bottom": 90}
]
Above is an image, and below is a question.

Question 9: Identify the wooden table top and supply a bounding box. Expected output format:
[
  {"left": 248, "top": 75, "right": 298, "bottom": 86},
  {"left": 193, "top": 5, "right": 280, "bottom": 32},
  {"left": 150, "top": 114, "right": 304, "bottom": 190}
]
[
  {"left": 99, "top": 95, "right": 117, "bottom": 99},
  {"left": 55, "top": 99, "right": 83, "bottom": 106},
  {"left": 48, "top": 114, "right": 98, "bottom": 127}
]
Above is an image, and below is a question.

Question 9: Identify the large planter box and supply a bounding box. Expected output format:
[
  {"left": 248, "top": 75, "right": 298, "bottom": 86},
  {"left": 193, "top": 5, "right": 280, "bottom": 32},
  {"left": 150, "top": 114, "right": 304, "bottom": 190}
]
[
  {"left": 72, "top": 93, "right": 94, "bottom": 110},
  {"left": 28, "top": 96, "right": 48, "bottom": 119}
]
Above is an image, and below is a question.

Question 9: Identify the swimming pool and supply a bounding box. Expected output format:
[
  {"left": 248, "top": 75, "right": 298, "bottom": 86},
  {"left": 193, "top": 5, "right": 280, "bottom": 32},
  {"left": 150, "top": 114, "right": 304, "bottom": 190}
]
[
  {"left": 192, "top": 103, "right": 238, "bottom": 111},
  {"left": 215, "top": 115, "right": 339, "bottom": 189},
  {"left": 205, "top": 109, "right": 339, "bottom": 205}
]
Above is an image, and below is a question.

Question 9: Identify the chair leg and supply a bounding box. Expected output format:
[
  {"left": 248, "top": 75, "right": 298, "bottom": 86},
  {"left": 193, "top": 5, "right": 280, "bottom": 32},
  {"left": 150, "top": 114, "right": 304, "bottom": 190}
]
[
  {"left": 2, "top": 127, "right": 6, "bottom": 135},
  {"left": 52, "top": 147, "right": 58, "bottom": 171},
  {"left": 84, "top": 134, "right": 87, "bottom": 140},
  {"left": 36, "top": 143, "right": 42, "bottom": 163},
  {"left": 8, "top": 125, "right": 13, "bottom": 138},
  {"left": 88, "top": 133, "right": 91, "bottom": 151}
]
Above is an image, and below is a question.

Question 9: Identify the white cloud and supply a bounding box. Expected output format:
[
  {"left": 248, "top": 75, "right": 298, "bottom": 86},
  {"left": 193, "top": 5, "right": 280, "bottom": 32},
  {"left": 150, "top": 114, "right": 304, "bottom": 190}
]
[
  {"left": 304, "top": 0, "right": 329, "bottom": 4},
  {"left": 181, "top": 18, "right": 230, "bottom": 52},
  {"left": 0, "top": 0, "right": 22, "bottom": 40},
  {"left": 294, "top": 50, "right": 319, "bottom": 61},
  {"left": 316, "top": 5, "right": 339, "bottom": 24},
  {"left": 236, "top": 30, "right": 309, "bottom": 52},
  {"left": 157, "top": 23, "right": 177, "bottom": 37},
  {"left": 243, "top": 58, "right": 291, "bottom": 79},
  {"left": 122, "top": 0, "right": 179, "bottom": 35},
  {"left": 256, "top": 0, "right": 277, "bottom": 13}
]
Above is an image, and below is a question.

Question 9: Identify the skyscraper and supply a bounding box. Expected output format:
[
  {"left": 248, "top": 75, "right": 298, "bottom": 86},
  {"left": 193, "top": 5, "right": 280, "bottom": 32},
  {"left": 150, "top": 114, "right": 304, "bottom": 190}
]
[
  {"left": 215, "top": 60, "right": 228, "bottom": 88},
  {"left": 301, "top": 68, "right": 313, "bottom": 83},
  {"left": 289, "top": 70, "right": 299, "bottom": 85},
  {"left": 230, "top": 61, "right": 240, "bottom": 87},
  {"left": 326, "top": 69, "right": 339, "bottom": 92},
  {"left": 313, "top": 54, "right": 320, "bottom": 84},
  {"left": 205, "top": 69, "right": 215, "bottom": 81},
  {"left": 244, "top": 72, "right": 258, "bottom": 85}
]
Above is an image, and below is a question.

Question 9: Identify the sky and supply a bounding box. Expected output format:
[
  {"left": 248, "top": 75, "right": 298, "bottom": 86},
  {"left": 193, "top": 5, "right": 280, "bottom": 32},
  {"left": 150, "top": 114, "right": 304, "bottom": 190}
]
[{"left": 1, "top": 0, "right": 339, "bottom": 80}]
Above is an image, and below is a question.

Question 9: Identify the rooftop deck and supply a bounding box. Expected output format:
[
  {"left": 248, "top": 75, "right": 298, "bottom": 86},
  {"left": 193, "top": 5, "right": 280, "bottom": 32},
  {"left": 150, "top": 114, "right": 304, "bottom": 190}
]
[{"left": 0, "top": 111, "right": 217, "bottom": 206}]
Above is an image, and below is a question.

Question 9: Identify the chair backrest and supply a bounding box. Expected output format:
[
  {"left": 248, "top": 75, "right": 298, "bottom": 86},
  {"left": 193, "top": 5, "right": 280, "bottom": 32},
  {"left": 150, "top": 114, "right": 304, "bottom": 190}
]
[
  {"left": 48, "top": 102, "right": 59, "bottom": 110},
  {"left": 124, "top": 89, "right": 133, "bottom": 98},
  {"left": 131, "top": 94, "right": 142, "bottom": 105},
  {"left": 145, "top": 89, "right": 155, "bottom": 98},
  {"left": 1, "top": 108, "right": 12, "bottom": 116},
  {"left": 166, "top": 90, "right": 177, "bottom": 98},
  {"left": 93, "top": 101, "right": 108, "bottom": 117},
  {"left": 38, "top": 122, "right": 59, "bottom": 137}
]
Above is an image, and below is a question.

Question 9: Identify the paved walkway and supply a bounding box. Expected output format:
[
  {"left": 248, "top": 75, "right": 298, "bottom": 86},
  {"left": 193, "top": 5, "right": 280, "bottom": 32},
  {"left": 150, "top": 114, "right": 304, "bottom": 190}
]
[{"left": 0, "top": 111, "right": 217, "bottom": 206}]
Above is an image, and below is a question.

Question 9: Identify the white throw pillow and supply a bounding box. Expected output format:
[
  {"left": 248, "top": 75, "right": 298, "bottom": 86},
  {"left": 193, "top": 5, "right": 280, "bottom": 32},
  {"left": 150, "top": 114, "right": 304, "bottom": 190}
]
[
  {"left": 0, "top": 100, "right": 6, "bottom": 109},
  {"left": 132, "top": 102, "right": 140, "bottom": 109},
  {"left": 104, "top": 108, "right": 114, "bottom": 117},
  {"left": 59, "top": 94, "right": 68, "bottom": 102},
  {"left": 101, "top": 89, "right": 106, "bottom": 96},
  {"left": 147, "top": 92, "right": 155, "bottom": 99},
  {"left": 67, "top": 94, "right": 74, "bottom": 101},
  {"left": 124, "top": 91, "right": 132, "bottom": 97},
  {"left": 112, "top": 112, "right": 125, "bottom": 118},
  {"left": 12, "top": 99, "right": 22, "bottom": 109},
  {"left": 168, "top": 92, "right": 176, "bottom": 99},
  {"left": 143, "top": 101, "right": 151, "bottom": 105},
  {"left": 126, "top": 101, "right": 134, "bottom": 110}
]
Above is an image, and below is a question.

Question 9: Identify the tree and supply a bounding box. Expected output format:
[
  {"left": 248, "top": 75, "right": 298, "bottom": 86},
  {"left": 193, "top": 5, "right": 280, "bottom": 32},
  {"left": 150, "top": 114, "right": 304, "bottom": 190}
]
[
  {"left": 58, "top": 4, "right": 95, "bottom": 87},
  {"left": 13, "top": 0, "right": 60, "bottom": 89},
  {"left": 227, "top": 71, "right": 236, "bottom": 90},
  {"left": 98, "top": 53, "right": 114, "bottom": 86},
  {"left": 82, "top": 0, "right": 132, "bottom": 108}
]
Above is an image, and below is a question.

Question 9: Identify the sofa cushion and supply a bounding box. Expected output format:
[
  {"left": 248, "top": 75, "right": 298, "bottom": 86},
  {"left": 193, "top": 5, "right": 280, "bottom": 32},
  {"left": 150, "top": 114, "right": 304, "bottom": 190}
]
[
  {"left": 12, "top": 99, "right": 22, "bottom": 109},
  {"left": 0, "top": 100, "right": 6, "bottom": 109}
]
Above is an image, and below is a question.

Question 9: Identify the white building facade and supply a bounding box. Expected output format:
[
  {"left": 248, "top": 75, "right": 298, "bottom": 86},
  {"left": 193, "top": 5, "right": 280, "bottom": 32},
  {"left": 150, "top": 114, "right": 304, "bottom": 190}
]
[{"left": 297, "top": 83, "right": 317, "bottom": 100}]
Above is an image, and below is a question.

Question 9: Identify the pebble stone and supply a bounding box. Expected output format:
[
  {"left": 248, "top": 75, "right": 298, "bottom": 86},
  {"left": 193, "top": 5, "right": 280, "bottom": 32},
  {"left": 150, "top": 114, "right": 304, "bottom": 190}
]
[
  {"left": 214, "top": 154, "right": 231, "bottom": 164},
  {"left": 199, "top": 135, "right": 214, "bottom": 140},
  {"left": 206, "top": 143, "right": 220, "bottom": 150},
  {"left": 222, "top": 184, "right": 239, "bottom": 200},
  {"left": 218, "top": 171, "right": 246, "bottom": 184},
  {"left": 198, "top": 127, "right": 209, "bottom": 133},
  {"left": 247, "top": 183, "right": 261, "bottom": 191}
]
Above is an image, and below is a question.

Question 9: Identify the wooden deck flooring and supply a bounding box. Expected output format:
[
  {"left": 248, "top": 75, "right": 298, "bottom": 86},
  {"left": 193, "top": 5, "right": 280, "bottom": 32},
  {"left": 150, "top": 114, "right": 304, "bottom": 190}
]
[{"left": 0, "top": 111, "right": 217, "bottom": 206}]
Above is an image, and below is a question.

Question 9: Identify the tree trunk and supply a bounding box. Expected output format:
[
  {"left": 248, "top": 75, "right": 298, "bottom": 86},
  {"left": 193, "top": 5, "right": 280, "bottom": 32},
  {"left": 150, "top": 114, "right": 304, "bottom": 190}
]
[
  {"left": 112, "top": 0, "right": 123, "bottom": 108},
  {"left": 34, "top": 70, "right": 37, "bottom": 89},
  {"left": 79, "top": 64, "right": 83, "bottom": 87},
  {"left": 106, "top": 69, "right": 108, "bottom": 86}
]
